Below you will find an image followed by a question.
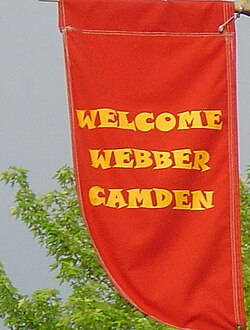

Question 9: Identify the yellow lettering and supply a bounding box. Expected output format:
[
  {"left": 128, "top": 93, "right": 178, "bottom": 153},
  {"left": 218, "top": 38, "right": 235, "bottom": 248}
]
[
  {"left": 173, "top": 190, "right": 191, "bottom": 210},
  {"left": 191, "top": 191, "right": 214, "bottom": 210},
  {"left": 135, "top": 112, "right": 155, "bottom": 132},
  {"left": 113, "top": 149, "right": 134, "bottom": 168},
  {"left": 152, "top": 151, "right": 172, "bottom": 169},
  {"left": 156, "top": 112, "right": 176, "bottom": 132},
  {"left": 89, "top": 186, "right": 105, "bottom": 206},
  {"left": 89, "top": 150, "right": 112, "bottom": 169},
  {"left": 153, "top": 189, "right": 173, "bottom": 208},
  {"left": 133, "top": 149, "right": 153, "bottom": 168},
  {"left": 127, "top": 189, "right": 153, "bottom": 208},
  {"left": 89, "top": 186, "right": 215, "bottom": 211},
  {"left": 76, "top": 109, "right": 98, "bottom": 129},
  {"left": 98, "top": 108, "right": 118, "bottom": 128},
  {"left": 106, "top": 189, "right": 127, "bottom": 208},
  {"left": 203, "top": 110, "right": 223, "bottom": 130},
  {"left": 172, "top": 149, "right": 192, "bottom": 170},
  {"left": 117, "top": 111, "right": 136, "bottom": 131},
  {"left": 76, "top": 108, "right": 223, "bottom": 132},
  {"left": 89, "top": 148, "right": 211, "bottom": 171},
  {"left": 177, "top": 111, "right": 204, "bottom": 129},
  {"left": 193, "top": 150, "right": 210, "bottom": 172}
]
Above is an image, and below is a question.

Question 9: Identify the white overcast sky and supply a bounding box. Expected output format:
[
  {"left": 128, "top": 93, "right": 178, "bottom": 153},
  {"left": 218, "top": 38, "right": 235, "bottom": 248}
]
[{"left": 0, "top": 1, "right": 249, "bottom": 329}]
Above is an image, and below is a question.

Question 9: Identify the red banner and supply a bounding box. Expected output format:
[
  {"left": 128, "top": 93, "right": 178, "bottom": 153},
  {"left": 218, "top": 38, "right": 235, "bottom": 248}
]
[{"left": 59, "top": 0, "right": 246, "bottom": 329}]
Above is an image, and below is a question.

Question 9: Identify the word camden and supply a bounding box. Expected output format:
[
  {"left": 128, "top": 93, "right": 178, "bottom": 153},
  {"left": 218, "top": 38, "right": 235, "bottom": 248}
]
[
  {"left": 76, "top": 108, "right": 223, "bottom": 132},
  {"left": 89, "top": 186, "right": 214, "bottom": 210}
]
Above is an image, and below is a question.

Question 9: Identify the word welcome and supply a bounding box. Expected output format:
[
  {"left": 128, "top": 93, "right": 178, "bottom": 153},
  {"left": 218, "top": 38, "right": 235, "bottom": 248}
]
[
  {"left": 76, "top": 108, "right": 223, "bottom": 132},
  {"left": 89, "top": 186, "right": 214, "bottom": 210}
]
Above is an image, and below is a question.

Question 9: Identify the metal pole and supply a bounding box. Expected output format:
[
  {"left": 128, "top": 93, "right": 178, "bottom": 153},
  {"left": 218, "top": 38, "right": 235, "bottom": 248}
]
[
  {"left": 39, "top": 0, "right": 59, "bottom": 3},
  {"left": 235, "top": 0, "right": 250, "bottom": 16}
]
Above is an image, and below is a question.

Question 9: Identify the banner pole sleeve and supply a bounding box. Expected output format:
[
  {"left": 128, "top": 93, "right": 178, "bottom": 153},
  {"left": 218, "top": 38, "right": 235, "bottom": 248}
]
[{"left": 38, "top": 0, "right": 250, "bottom": 15}]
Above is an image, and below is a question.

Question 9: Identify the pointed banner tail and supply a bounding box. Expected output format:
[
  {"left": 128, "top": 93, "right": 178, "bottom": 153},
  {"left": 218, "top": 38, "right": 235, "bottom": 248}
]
[{"left": 58, "top": 0, "right": 246, "bottom": 328}]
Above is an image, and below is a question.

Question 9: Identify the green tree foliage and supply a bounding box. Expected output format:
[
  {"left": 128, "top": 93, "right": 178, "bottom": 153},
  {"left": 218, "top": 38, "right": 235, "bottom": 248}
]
[
  {"left": 0, "top": 166, "right": 169, "bottom": 329},
  {"left": 240, "top": 166, "right": 250, "bottom": 328},
  {"left": 0, "top": 165, "right": 249, "bottom": 329}
]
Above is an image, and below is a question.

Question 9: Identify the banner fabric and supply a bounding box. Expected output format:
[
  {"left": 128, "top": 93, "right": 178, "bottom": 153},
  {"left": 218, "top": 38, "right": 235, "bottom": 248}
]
[{"left": 59, "top": 0, "right": 246, "bottom": 329}]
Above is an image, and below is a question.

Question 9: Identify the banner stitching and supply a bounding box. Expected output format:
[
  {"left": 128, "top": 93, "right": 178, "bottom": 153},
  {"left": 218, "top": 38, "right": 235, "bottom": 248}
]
[
  {"left": 225, "top": 2, "right": 242, "bottom": 326},
  {"left": 61, "top": 26, "right": 233, "bottom": 37}
]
